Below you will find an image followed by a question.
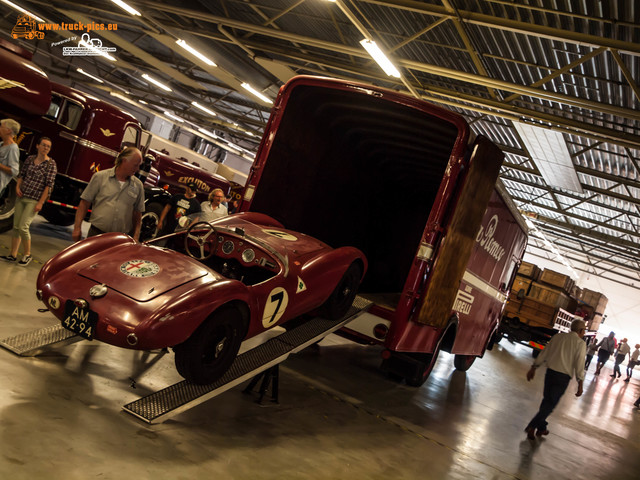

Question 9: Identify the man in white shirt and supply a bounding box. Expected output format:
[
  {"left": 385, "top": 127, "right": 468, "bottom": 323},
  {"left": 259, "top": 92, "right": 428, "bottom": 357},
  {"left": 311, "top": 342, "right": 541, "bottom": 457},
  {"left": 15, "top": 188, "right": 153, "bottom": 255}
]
[{"left": 524, "top": 319, "right": 587, "bottom": 440}]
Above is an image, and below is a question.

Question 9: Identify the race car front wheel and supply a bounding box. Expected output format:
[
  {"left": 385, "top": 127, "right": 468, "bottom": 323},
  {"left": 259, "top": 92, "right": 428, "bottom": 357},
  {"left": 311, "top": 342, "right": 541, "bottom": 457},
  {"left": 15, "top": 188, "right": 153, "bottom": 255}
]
[
  {"left": 174, "top": 308, "right": 245, "bottom": 385},
  {"left": 318, "top": 262, "right": 362, "bottom": 321}
]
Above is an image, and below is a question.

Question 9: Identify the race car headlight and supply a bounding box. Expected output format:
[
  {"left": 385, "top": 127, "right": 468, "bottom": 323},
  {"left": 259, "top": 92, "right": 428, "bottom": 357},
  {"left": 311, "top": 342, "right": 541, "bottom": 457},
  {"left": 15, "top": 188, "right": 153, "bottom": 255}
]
[{"left": 36, "top": 289, "right": 43, "bottom": 301}]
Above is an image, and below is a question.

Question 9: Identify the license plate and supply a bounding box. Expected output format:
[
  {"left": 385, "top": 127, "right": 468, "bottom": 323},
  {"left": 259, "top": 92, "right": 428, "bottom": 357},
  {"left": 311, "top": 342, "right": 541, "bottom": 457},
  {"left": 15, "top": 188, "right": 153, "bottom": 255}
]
[{"left": 62, "top": 300, "right": 98, "bottom": 340}]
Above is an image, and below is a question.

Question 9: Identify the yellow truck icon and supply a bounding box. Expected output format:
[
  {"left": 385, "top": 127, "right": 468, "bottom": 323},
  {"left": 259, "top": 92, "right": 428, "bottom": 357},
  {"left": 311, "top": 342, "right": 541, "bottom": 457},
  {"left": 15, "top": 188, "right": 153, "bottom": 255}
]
[{"left": 12, "top": 15, "right": 44, "bottom": 40}]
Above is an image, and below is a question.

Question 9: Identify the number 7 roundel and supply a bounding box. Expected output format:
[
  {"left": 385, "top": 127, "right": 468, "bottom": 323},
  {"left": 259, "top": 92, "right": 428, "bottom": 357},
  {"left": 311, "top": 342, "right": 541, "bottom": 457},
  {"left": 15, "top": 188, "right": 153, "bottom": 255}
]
[{"left": 262, "top": 287, "right": 289, "bottom": 328}]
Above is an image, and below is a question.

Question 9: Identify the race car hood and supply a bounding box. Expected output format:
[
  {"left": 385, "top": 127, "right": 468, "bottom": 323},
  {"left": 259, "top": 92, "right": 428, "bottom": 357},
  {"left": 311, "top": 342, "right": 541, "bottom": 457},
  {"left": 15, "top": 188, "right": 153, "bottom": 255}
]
[{"left": 76, "top": 243, "right": 213, "bottom": 302}]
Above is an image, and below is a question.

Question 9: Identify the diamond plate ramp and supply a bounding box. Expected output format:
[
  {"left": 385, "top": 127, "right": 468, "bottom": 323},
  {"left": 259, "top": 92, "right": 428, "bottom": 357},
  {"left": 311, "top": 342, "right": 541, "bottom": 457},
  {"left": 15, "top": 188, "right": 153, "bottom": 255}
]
[
  {"left": 0, "top": 323, "right": 82, "bottom": 356},
  {"left": 123, "top": 296, "right": 372, "bottom": 424}
]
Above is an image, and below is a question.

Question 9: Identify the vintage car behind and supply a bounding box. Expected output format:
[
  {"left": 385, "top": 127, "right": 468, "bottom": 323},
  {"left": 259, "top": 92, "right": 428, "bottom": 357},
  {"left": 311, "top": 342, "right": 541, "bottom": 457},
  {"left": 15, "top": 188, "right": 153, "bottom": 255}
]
[{"left": 36, "top": 212, "right": 366, "bottom": 384}]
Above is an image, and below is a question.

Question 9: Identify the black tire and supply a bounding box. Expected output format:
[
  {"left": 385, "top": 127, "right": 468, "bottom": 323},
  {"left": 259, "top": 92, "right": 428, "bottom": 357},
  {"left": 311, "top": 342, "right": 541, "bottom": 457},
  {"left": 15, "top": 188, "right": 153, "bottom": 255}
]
[
  {"left": 453, "top": 354, "right": 476, "bottom": 371},
  {"left": 532, "top": 349, "right": 541, "bottom": 358},
  {"left": 406, "top": 349, "right": 440, "bottom": 387},
  {"left": 0, "top": 179, "right": 17, "bottom": 233},
  {"left": 140, "top": 202, "right": 163, "bottom": 242},
  {"left": 174, "top": 308, "right": 245, "bottom": 385},
  {"left": 40, "top": 203, "right": 75, "bottom": 226},
  {"left": 486, "top": 329, "right": 502, "bottom": 351},
  {"left": 317, "top": 263, "right": 362, "bottom": 320}
]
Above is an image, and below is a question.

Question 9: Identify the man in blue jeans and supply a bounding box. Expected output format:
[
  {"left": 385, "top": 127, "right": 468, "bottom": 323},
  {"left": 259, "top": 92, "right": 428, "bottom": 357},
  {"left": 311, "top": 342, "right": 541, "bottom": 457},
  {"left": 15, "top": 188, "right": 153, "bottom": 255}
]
[{"left": 524, "top": 319, "right": 587, "bottom": 440}]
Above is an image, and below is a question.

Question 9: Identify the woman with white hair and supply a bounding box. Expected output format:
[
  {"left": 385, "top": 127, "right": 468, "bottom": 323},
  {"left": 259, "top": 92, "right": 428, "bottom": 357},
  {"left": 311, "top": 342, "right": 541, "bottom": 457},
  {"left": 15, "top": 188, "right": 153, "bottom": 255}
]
[{"left": 0, "top": 118, "right": 21, "bottom": 198}]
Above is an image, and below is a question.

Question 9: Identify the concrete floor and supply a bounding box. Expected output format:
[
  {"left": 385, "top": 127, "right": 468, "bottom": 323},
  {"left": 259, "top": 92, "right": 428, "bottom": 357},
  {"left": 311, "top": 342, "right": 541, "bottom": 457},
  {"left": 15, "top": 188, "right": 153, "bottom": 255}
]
[{"left": 1, "top": 216, "right": 639, "bottom": 480}]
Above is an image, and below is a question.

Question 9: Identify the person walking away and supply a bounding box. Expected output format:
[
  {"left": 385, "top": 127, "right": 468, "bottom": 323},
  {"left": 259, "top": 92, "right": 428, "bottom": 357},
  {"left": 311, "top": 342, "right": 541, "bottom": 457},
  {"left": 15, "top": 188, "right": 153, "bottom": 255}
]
[
  {"left": 1, "top": 137, "right": 56, "bottom": 266},
  {"left": 595, "top": 331, "right": 617, "bottom": 375},
  {"left": 199, "top": 188, "right": 228, "bottom": 223},
  {"left": 157, "top": 183, "right": 201, "bottom": 236},
  {"left": 624, "top": 344, "right": 640, "bottom": 382},
  {"left": 72, "top": 147, "right": 144, "bottom": 242},
  {"left": 611, "top": 338, "right": 630, "bottom": 378},
  {"left": 524, "top": 319, "right": 587, "bottom": 440},
  {"left": 0, "top": 118, "right": 21, "bottom": 198},
  {"left": 585, "top": 340, "right": 599, "bottom": 370}
]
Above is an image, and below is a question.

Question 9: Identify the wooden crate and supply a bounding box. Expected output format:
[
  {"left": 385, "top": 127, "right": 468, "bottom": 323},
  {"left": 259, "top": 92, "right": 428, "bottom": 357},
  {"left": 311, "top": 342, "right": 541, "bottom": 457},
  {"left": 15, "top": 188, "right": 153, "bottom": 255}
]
[
  {"left": 517, "top": 261, "right": 541, "bottom": 280},
  {"left": 539, "top": 268, "right": 575, "bottom": 293},
  {"left": 528, "top": 282, "right": 570, "bottom": 310},
  {"left": 587, "top": 313, "right": 605, "bottom": 331},
  {"left": 580, "top": 288, "right": 608, "bottom": 314},
  {"left": 511, "top": 275, "right": 532, "bottom": 295},
  {"left": 519, "top": 298, "right": 557, "bottom": 328}
]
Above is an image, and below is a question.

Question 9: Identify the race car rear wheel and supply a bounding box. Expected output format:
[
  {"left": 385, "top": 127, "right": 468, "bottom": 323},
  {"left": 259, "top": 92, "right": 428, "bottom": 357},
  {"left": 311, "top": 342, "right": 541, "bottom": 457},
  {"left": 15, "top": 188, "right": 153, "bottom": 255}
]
[
  {"left": 318, "top": 262, "right": 362, "bottom": 321},
  {"left": 174, "top": 308, "right": 245, "bottom": 385}
]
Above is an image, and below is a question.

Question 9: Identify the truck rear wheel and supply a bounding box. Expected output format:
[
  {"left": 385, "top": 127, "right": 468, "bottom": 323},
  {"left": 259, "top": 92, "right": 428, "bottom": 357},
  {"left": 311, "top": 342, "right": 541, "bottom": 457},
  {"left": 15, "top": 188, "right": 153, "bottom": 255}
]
[
  {"left": 405, "top": 349, "right": 440, "bottom": 387},
  {"left": 453, "top": 354, "right": 476, "bottom": 371}
]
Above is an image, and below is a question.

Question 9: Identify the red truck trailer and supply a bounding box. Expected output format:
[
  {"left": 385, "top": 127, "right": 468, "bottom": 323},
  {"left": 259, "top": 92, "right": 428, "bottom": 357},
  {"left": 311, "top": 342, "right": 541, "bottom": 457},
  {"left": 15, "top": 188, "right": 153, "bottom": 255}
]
[
  {"left": 239, "top": 76, "right": 529, "bottom": 386},
  {"left": 0, "top": 39, "right": 230, "bottom": 240}
]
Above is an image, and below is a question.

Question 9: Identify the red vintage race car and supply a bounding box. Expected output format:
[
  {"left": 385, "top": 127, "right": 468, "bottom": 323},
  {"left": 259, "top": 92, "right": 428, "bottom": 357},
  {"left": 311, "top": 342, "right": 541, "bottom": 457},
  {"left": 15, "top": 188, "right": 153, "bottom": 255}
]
[{"left": 36, "top": 212, "right": 366, "bottom": 384}]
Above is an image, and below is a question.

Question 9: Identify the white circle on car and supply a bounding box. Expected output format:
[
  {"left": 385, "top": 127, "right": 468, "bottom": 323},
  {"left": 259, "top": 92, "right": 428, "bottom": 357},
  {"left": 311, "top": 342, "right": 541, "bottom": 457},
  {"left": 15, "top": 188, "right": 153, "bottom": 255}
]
[
  {"left": 262, "top": 287, "right": 289, "bottom": 328},
  {"left": 263, "top": 229, "right": 297, "bottom": 241},
  {"left": 120, "top": 260, "right": 160, "bottom": 278}
]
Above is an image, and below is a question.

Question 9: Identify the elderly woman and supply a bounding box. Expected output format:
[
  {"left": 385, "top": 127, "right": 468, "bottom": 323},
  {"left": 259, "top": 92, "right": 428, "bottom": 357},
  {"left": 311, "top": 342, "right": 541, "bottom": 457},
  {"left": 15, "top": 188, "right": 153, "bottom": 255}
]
[
  {"left": 199, "top": 188, "right": 228, "bottom": 222},
  {"left": 1, "top": 137, "right": 57, "bottom": 266},
  {"left": 0, "top": 118, "right": 21, "bottom": 198}
]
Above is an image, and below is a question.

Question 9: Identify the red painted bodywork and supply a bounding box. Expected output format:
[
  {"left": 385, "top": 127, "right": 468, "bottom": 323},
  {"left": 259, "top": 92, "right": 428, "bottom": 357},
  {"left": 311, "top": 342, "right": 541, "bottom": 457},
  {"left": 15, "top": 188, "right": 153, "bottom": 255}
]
[
  {"left": 145, "top": 147, "right": 230, "bottom": 197},
  {"left": 240, "top": 75, "right": 528, "bottom": 365},
  {"left": 0, "top": 39, "right": 229, "bottom": 212},
  {"left": 0, "top": 39, "right": 50, "bottom": 116},
  {"left": 37, "top": 212, "right": 366, "bottom": 350}
]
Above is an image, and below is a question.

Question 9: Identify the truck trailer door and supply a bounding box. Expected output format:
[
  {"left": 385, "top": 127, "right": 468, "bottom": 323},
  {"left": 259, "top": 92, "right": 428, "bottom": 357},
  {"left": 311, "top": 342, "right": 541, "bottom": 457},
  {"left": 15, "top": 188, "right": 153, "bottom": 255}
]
[{"left": 415, "top": 135, "right": 504, "bottom": 330}]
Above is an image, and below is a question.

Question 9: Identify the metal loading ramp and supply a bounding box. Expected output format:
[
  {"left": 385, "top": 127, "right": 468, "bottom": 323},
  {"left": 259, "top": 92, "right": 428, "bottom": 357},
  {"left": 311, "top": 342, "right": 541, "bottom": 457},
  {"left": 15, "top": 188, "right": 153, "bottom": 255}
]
[
  {"left": 0, "top": 324, "right": 82, "bottom": 356},
  {"left": 122, "top": 296, "right": 372, "bottom": 424}
]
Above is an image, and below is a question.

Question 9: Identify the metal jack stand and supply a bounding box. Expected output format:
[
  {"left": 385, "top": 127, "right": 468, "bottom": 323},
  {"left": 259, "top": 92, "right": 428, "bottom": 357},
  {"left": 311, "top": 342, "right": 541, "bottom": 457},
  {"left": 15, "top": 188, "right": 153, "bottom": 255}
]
[{"left": 243, "top": 365, "right": 279, "bottom": 405}]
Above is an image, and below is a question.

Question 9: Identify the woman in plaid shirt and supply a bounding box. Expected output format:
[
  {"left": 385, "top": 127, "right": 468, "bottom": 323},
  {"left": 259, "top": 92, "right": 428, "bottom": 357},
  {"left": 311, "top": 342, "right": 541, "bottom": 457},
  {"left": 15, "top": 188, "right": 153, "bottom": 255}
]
[{"left": 1, "top": 137, "right": 57, "bottom": 266}]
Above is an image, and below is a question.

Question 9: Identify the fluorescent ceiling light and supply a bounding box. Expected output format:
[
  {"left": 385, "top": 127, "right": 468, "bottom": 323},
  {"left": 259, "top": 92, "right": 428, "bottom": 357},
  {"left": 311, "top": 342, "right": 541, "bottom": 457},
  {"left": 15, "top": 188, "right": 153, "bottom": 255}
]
[
  {"left": 110, "top": 0, "right": 141, "bottom": 16},
  {"left": 176, "top": 40, "right": 217, "bottom": 67},
  {"left": 198, "top": 128, "right": 217, "bottom": 139},
  {"left": 360, "top": 39, "right": 401, "bottom": 78},
  {"left": 138, "top": 99, "right": 148, "bottom": 105},
  {"left": 164, "top": 111, "right": 185, "bottom": 123},
  {"left": 514, "top": 122, "right": 583, "bottom": 193},
  {"left": 241, "top": 83, "right": 273, "bottom": 104},
  {"left": 524, "top": 217, "right": 579, "bottom": 280},
  {"left": 1, "top": 0, "right": 45, "bottom": 22},
  {"left": 77, "top": 68, "right": 104, "bottom": 83},
  {"left": 142, "top": 73, "right": 172, "bottom": 92},
  {"left": 191, "top": 101, "right": 217, "bottom": 117}
]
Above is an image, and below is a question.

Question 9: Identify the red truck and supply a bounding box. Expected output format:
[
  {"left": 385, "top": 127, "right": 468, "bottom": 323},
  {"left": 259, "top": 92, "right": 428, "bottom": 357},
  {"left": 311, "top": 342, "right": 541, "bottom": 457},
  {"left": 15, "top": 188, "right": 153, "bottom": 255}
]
[
  {"left": 240, "top": 76, "right": 529, "bottom": 386},
  {"left": 0, "top": 39, "right": 230, "bottom": 240}
]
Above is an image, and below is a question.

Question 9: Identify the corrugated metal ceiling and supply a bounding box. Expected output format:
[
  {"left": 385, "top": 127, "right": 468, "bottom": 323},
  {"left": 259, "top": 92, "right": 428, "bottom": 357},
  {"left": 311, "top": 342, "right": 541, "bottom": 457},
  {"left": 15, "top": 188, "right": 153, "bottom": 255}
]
[{"left": 1, "top": 0, "right": 638, "bottom": 286}]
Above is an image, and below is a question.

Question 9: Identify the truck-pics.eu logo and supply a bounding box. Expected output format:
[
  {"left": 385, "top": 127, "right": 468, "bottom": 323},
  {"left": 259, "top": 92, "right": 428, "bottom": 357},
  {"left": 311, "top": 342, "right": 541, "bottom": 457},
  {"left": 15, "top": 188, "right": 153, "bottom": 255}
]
[{"left": 11, "top": 14, "right": 44, "bottom": 40}]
